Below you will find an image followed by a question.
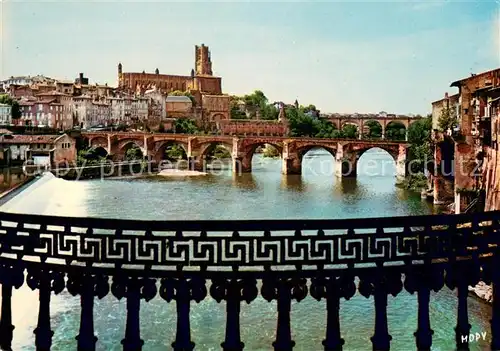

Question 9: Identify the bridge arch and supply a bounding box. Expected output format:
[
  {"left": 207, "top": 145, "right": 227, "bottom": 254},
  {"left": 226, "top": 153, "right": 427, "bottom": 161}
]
[
  {"left": 153, "top": 140, "right": 188, "bottom": 163},
  {"left": 385, "top": 121, "right": 407, "bottom": 141},
  {"left": 340, "top": 123, "right": 360, "bottom": 139},
  {"left": 356, "top": 146, "right": 399, "bottom": 164},
  {"left": 116, "top": 140, "right": 144, "bottom": 161},
  {"left": 237, "top": 141, "right": 284, "bottom": 173},
  {"left": 89, "top": 136, "right": 108, "bottom": 151},
  {"left": 298, "top": 146, "right": 337, "bottom": 176},
  {"left": 352, "top": 145, "right": 407, "bottom": 179},
  {"left": 198, "top": 141, "right": 233, "bottom": 161},
  {"left": 362, "top": 120, "right": 383, "bottom": 139},
  {"left": 296, "top": 144, "right": 336, "bottom": 159},
  {"left": 91, "top": 146, "right": 108, "bottom": 157}
]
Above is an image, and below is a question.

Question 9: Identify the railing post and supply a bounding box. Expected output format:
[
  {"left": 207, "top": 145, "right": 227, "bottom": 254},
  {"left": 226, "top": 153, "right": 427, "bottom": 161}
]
[
  {"left": 209, "top": 278, "right": 257, "bottom": 351},
  {"left": 311, "top": 275, "right": 355, "bottom": 351},
  {"left": 262, "top": 278, "right": 306, "bottom": 351},
  {"left": 30, "top": 270, "right": 64, "bottom": 351},
  {"left": 414, "top": 285, "right": 433, "bottom": 351},
  {"left": 121, "top": 278, "right": 144, "bottom": 351},
  {"left": 456, "top": 283, "right": 471, "bottom": 350},
  {"left": 324, "top": 279, "right": 343, "bottom": 351},
  {"left": 491, "top": 250, "right": 500, "bottom": 350},
  {"left": 172, "top": 279, "right": 194, "bottom": 351},
  {"left": 0, "top": 264, "right": 22, "bottom": 351},
  {"left": 0, "top": 283, "right": 14, "bottom": 351},
  {"left": 222, "top": 280, "right": 244, "bottom": 351},
  {"left": 34, "top": 273, "right": 53, "bottom": 351},
  {"left": 76, "top": 274, "right": 98, "bottom": 351},
  {"left": 273, "top": 279, "right": 295, "bottom": 351},
  {"left": 367, "top": 269, "right": 392, "bottom": 351}
]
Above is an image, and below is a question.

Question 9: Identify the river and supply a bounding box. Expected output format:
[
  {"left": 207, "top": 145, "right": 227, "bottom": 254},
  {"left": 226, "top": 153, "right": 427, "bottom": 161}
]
[{"left": 0, "top": 149, "right": 492, "bottom": 350}]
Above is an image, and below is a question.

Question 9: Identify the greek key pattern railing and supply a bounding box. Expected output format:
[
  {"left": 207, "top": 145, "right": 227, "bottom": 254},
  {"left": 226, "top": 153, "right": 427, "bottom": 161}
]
[{"left": 0, "top": 210, "right": 499, "bottom": 351}]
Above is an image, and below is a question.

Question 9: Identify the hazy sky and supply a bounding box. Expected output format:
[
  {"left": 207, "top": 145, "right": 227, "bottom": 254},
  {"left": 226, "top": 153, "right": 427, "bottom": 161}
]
[{"left": 1, "top": 1, "right": 499, "bottom": 115}]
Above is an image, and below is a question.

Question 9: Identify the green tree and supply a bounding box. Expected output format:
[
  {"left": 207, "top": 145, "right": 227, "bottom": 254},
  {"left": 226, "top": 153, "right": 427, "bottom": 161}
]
[
  {"left": 437, "top": 107, "right": 458, "bottom": 132},
  {"left": 285, "top": 106, "right": 340, "bottom": 138},
  {"left": 0, "top": 94, "right": 21, "bottom": 119},
  {"left": 76, "top": 147, "right": 109, "bottom": 166},
  {"left": 174, "top": 118, "right": 199, "bottom": 134},
  {"left": 164, "top": 144, "right": 187, "bottom": 160},
  {"left": 230, "top": 106, "right": 247, "bottom": 119},
  {"left": 263, "top": 145, "right": 280, "bottom": 158},
  {"left": 208, "top": 145, "right": 231, "bottom": 159},
  {"left": 342, "top": 124, "right": 358, "bottom": 139},
  {"left": 287, "top": 107, "right": 316, "bottom": 137},
  {"left": 363, "top": 120, "right": 382, "bottom": 139},
  {"left": 385, "top": 122, "right": 406, "bottom": 141},
  {"left": 244, "top": 90, "right": 268, "bottom": 108},
  {"left": 261, "top": 104, "right": 279, "bottom": 120},
  {"left": 407, "top": 115, "right": 432, "bottom": 177},
  {"left": 125, "top": 146, "right": 143, "bottom": 161}
]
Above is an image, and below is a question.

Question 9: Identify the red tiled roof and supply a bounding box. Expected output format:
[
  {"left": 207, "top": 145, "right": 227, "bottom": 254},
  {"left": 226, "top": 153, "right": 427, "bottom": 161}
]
[
  {"left": 451, "top": 68, "right": 500, "bottom": 87},
  {"left": 35, "top": 91, "right": 70, "bottom": 97},
  {"left": 1, "top": 135, "right": 59, "bottom": 144}
]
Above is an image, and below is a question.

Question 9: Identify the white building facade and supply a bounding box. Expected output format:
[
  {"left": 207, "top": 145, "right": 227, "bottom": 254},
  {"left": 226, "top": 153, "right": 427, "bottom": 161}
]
[{"left": 0, "top": 104, "right": 12, "bottom": 125}]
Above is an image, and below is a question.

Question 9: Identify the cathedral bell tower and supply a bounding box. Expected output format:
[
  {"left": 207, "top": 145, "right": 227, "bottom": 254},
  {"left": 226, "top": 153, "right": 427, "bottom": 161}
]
[{"left": 195, "top": 44, "right": 213, "bottom": 76}]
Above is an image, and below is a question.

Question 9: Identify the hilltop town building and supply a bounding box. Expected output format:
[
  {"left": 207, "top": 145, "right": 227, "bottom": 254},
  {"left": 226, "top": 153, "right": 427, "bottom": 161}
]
[
  {"left": 0, "top": 104, "right": 12, "bottom": 126},
  {"left": 0, "top": 133, "right": 76, "bottom": 167},
  {"left": 430, "top": 68, "right": 500, "bottom": 213}
]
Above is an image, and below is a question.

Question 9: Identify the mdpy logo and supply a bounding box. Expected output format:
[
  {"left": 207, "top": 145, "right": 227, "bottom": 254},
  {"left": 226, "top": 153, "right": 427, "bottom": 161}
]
[{"left": 461, "top": 331, "right": 487, "bottom": 343}]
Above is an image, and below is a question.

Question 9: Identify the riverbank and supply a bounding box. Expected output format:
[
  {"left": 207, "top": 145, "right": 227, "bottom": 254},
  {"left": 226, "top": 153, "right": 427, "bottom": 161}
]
[
  {"left": 399, "top": 173, "right": 428, "bottom": 193},
  {"left": 51, "top": 161, "right": 158, "bottom": 180},
  {"left": 0, "top": 173, "right": 38, "bottom": 206}
]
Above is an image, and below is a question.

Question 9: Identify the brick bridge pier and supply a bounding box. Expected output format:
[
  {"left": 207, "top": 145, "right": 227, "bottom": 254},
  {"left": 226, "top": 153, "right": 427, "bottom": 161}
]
[{"left": 83, "top": 132, "right": 409, "bottom": 179}]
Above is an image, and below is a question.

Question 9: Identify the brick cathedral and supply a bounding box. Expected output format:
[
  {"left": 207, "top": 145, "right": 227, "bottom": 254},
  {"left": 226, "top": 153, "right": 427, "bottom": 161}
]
[{"left": 117, "top": 44, "right": 230, "bottom": 121}]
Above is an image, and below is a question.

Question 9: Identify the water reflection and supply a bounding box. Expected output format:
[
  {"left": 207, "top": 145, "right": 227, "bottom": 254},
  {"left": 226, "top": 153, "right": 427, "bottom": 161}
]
[
  {"left": 232, "top": 173, "right": 257, "bottom": 190},
  {"left": 280, "top": 175, "right": 305, "bottom": 192},
  {"left": 335, "top": 177, "right": 359, "bottom": 195},
  {"left": 2, "top": 152, "right": 492, "bottom": 351},
  {"left": 0, "top": 167, "right": 28, "bottom": 193}
]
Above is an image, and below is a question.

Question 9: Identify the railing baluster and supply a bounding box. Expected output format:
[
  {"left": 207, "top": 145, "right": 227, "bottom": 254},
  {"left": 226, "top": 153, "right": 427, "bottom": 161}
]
[
  {"left": 121, "top": 278, "right": 144, "bottom": 351},
  {"left": 0, "top": 283, "right": 14, "bottom": 351},
  {"left": 491, "top": 251, "right": 500, "bottom": 350},
  {"left": 222, "top": 280, "right": 243, "bottom": 351},
  {"left": 172, "top": 279, "right": 195, "bottom": 351},
  {"left": 414, "top": 286, "right": 433, "bottom": 351},
  {"left": 455, "top": 283, "right": 471, "bottom": 350},
  {"left": 76, "top": 274, "right": 98, "bottom": 351},
  {"left": 324, "top": 281, "right": 343, "bottom": 351},
  {"left": 273, "top": 279, "right": 295, "bottom": 351},
  {"left": 323, "top": 276, "right": 354, "bottom": 351},
  {"left": 370, "top": 271, "right": 391, "bottom": 351},
  {"left": 33, "top": 272, "right": 54, "bottom": 351}
]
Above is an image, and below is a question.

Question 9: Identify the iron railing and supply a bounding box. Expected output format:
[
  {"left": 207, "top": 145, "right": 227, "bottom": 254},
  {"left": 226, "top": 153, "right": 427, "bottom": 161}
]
[{"left": 0, "top": 210, "right": 499, "bottom": 350}]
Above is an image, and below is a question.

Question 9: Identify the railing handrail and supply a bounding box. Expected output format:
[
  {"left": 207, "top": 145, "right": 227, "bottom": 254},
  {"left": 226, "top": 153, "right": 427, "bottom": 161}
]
[
  {"left": 0, "top": 209, "right": 498, "bottom": 231},
  {"left": 0, "top": 210, "right": 499, "bottom": 350}
]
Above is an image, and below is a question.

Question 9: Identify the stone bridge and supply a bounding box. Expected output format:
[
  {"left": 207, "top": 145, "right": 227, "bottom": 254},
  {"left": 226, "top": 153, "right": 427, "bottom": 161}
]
[
  {"left": 82, "top": 132, "right": 409, "bottom": 178},
  {"left": 0, "top": 210, "right": 499, "bottom": 351},
  {"left": 328, "top": 114, "right": 420, "bottom": 140}
]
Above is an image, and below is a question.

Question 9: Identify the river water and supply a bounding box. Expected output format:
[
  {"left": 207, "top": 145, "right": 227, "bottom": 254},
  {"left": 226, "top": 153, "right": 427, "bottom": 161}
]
[{"left": 0, "top": 149, "right": 492, "bottom": 350}]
